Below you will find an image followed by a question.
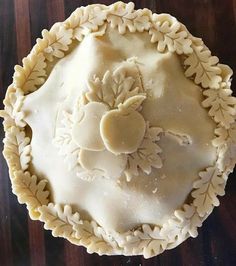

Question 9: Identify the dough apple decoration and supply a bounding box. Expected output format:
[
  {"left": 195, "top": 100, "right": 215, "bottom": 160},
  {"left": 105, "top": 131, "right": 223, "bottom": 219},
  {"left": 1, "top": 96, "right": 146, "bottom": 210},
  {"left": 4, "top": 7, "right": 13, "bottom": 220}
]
[
  {"left": 68, "top": 70, "right": 148, "bottom": 181},
  {"left": 71, "top": 100, "right": 128, "bottom": 180},
  {"left": 72, "top": 102, "right": 109, "bottom": 151},
  {"left": 100, "top": 95, "right": 146, "bottom": 155}
]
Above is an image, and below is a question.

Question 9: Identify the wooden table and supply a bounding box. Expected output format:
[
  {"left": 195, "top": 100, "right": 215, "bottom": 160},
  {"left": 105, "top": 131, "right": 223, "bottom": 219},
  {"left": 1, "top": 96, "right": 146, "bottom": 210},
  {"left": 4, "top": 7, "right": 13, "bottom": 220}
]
[{"left": 0, "top": 1, "right": 235, "bottom": 265}]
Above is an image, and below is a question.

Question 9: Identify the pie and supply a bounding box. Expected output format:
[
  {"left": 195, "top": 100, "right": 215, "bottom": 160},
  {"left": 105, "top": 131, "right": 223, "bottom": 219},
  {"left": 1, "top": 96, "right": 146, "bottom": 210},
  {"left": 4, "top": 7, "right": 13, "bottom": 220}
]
[{"left": 1, "top": 1, "right": 236, "bottom": 258}]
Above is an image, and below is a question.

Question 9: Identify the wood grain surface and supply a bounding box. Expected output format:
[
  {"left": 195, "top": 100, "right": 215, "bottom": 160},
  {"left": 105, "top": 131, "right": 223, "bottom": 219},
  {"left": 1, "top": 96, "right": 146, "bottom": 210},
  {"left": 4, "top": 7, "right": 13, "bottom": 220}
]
[{"left": 0, "top": 1, "right": 236, "bottom": 265}]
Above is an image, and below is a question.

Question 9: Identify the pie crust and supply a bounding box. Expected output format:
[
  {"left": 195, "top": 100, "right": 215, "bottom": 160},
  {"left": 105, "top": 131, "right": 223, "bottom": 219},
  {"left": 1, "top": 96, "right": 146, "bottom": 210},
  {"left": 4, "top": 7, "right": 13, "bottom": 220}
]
[{"left": 1, "top": 1, "right": 236, "bottom": 258}]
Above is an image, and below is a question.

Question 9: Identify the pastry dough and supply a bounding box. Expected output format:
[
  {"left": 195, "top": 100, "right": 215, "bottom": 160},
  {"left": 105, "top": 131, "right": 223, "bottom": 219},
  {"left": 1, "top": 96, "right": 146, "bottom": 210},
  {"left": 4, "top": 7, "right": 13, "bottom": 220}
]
[{"left": 1, "top": 1, "right": 235, "bottom": 258}]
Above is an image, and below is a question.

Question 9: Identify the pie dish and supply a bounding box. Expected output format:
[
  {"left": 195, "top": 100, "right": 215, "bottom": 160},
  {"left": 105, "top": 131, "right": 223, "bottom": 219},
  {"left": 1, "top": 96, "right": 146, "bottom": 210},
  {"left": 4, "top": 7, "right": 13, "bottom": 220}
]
[{"left": 1, "top": 1, "right": 236, "bottom": 258}]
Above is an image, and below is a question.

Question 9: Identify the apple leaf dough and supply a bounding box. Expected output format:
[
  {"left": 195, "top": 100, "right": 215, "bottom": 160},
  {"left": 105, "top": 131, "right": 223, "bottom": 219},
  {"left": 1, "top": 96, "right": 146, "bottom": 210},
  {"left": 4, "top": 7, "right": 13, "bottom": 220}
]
[{"left": 118, "top": 95, "right": 146, "bottom": 112}]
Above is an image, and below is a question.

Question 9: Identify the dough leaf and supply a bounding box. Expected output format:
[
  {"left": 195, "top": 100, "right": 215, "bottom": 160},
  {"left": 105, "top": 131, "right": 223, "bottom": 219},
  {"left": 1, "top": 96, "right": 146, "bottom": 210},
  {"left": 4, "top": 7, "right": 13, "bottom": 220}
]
[
  {"left": 184, "top": 45, "right": 222, "bottom": 89},
  {"left": 13, "top": 53, "right": 46, "bottom": 93},
  {"left": 149, "top": 14, "right": 192, "bottom": 54},
  {"left": 202, "top": 88, "right": 236, "bottom": 128},
  {"left": 125, "top": 125, "right": 163, "bottom": 181},
  {"left": 191, "top": 167, "right": 226, "bottom": 217},
  {"left": 12, "top": 171, "right": 49, "bottom": 220},
  {"left": 65, "top": 5, "right": 107, "bottom": 41}
]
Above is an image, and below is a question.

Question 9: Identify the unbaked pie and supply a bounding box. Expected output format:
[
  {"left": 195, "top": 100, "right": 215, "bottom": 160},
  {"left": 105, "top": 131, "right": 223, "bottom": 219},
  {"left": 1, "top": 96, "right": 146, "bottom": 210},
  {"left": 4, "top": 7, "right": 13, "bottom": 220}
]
[{"left": 1, "top": 1, "right": 236, "bottom": 258}]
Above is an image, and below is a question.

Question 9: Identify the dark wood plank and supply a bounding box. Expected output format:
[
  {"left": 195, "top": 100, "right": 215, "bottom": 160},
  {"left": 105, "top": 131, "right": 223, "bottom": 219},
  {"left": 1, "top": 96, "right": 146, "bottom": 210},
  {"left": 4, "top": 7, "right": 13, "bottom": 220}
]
[
  {"left": 0, "top": 1, "right": 236, "bottom": 266},
  {"left": 29, "top": 0, "right": 49, "bottom": 45},
  {"left": 28, "top": 219, "right": 46, "bottom": 266},
  {"left": 14, "top": 0, "right": 31, "bottom": 62},
  {"left": 44, "top": 230, "right": 65, "bottom": 266},
  {"left": 0, "top": 133, "right": 13, "bottom": 266},
  {"left": 14, "top": 1, "right": 48, "bottom": 265},
  {"left": 0, "top": 0, "right": 31, "bottom": 266},
  {"left": 47, "top": 0, "right": 65, "bottom": 27},
  {"left": 64, "top": 242, "right": 84, "bottom": 266}
]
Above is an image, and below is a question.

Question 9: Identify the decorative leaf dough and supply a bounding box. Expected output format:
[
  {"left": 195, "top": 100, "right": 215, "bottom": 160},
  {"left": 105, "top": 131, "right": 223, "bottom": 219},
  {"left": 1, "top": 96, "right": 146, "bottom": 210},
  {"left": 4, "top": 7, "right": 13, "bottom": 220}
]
[
  {"left": 149, "top": 14, "right": 192, "bottom": 54},
  {"left": 218, "top": 64, "right": 233, "bottom": 88},
  {"left": 38, "top": 203, "right": 81, "bottom": 238},
  {"left": 39, "top": 203, "right": 117, "bottom": 255},
  {"left": 192, "top": 167, "right": 226, "bottom": 217},
  {"left": 32, "top": 25, "right": 73, "bottom": 62},
  {"left": 125, "top": 125, "right": 163, "bottom": 181},
  {"left": 160, "top": 204, "right": 202, "bottom": 241},
  {"left": 12, "top": 171, "right": 49, "bottom": 220},
  {"left": 13, "top": 53, "right": 46, "bottom": 93},
  {"left": 215, "top": 124, "right": 236, "bottom": 147},
  {"left": 184, "top": 45, "right": 222, "bottom": 89},
  {"left": 86, "top": 66, "right": 143, "bottom": 108},
  {"left": 74, "top": 221, "right": 118, "bottom": 255},
  {"left": 173, "top": 204, "right": 202, "bottom": 238},
  {"left": 2, "top": 87, "right": 26, "bottom": 128},
  {"left": 202, "top": 88, "right": 236, "bottom": 129},
  {"left": 217, "top": 143, "right": 236, "bottom": 173},
  {"left": 107, "top": 2, "right": 151, "bottom": 34},
  {"left": 119, "top": 225, "right": 168, "bottom": 258},
  {"left": 65, "top": 5, "right": 107, "bottom": 41},
  {"left": 212, "top": 124, "right": 236, "bottom": 172},
  {"left": 3, "top": 126, "right": 31, "bottom": 172},
  {"left": 53, "top": 111, "right": 81, "bottom": 172}
]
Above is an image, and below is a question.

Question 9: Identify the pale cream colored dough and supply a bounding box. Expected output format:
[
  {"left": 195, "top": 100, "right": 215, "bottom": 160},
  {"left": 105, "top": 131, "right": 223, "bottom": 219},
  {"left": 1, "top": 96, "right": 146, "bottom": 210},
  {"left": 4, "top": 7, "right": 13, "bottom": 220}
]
[{"left": 22, "top": 27, "right": 217, "bottom": 232}]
